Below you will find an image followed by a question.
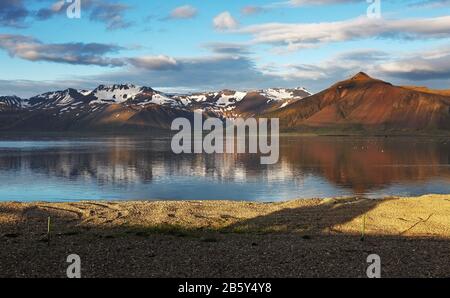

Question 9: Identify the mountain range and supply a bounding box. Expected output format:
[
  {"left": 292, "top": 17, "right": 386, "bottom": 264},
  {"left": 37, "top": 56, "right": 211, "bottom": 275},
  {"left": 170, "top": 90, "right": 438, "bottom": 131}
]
[
  {"left": 0, "top": 84, "right": 310, "bottom": 131},
  {"left": 0, "top": 72, "right": 449, "bottom": 133}
]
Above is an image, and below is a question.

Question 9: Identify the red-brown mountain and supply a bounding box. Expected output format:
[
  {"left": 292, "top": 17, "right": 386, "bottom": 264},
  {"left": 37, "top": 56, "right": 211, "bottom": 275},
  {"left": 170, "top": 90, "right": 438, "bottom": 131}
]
[{"left": 266, "top": 72, "right": 450, "bottom": 132}]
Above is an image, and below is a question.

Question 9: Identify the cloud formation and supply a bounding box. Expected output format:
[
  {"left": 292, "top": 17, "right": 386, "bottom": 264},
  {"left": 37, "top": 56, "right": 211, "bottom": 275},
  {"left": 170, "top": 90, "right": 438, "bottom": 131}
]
[
  {"left": 35, "top": 0, "right": 65, "bottom": 20},
  {"left": 264, "top": 45, "right": 450, "bottom": 89},
  {"left": 88, "top": 1, "right": 131, "bottom": 30},
  {"left": 128, "top": 55, "right": 179, "bottom": 70},
  {"left": 0, "top": 52, "right": 291, "bottom": 96},
  {"left": 203, "top": 42, "right": 251, "bottom": 55},
  {"left": 2, "top": 2, "right": 450, "bottom": 96},
  {"left": 377, "top": 46, "right": 450, "bottom": 81},
  {"left": 280, "top": 49, "right": 388, "bottom": 81},
  {"left": 0, "top": 0, "right": 28, "bottom": 27},
  {"left": 213, "top": 11, "right": 239, "bottom": 30},
  {"left": 241, "top": 6, "right": 265, "bottom": 15},
  {"left": 3, "top": 44, "right": 450, "bottom": 98},
  {"left": 237, "top": 15, "right": 450, "bottom": 51},
  {"left": 167, "top": 5, "right": 197, "bottom": 20},
  {"left": 22, "top": 0, "right": 132, "bottom": 30},
  {"left": 0, "top": 34, "right": 125, "bottom": 66}
]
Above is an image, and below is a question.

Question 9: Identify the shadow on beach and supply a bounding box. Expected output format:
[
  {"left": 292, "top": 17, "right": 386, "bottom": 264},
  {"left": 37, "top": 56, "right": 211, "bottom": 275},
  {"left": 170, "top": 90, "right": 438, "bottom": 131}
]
[{"left": 0, "top": 197, "right": 449, "bottom": 278}]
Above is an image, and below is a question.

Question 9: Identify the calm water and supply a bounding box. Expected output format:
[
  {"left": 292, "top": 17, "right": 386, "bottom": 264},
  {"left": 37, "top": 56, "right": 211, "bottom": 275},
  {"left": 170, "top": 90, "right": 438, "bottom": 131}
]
[{"left": 0, "top": 136, "right": 449, "bottom": 202}]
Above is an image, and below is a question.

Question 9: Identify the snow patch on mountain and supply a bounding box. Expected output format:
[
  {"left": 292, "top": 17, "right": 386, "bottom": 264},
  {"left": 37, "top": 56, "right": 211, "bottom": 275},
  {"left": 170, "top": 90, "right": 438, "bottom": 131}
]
[
  {"left": 90, "top": 84, "right": 143, "bottom": 103},
  {"left": 215, "top": 91, "right": 247, "bottom": 106},
  {"left": 262, "top": 87, "right": 311, "bottom": 101},
  {"left": 139, "top": 93, "right": 178, "bottom": 106},
  {"left": 0, "top": 96, "right": 23, "bottom": 110}
]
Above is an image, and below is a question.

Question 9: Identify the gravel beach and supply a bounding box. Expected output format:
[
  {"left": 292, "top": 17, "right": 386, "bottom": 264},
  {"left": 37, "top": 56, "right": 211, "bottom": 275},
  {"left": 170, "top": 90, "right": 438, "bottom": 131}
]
[{"left": 0, "top": 195, "right": 449, "bottom": 278}]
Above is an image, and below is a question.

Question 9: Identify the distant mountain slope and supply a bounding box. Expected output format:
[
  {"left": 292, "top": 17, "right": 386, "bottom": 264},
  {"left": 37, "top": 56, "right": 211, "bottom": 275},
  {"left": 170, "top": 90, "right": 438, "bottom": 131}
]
[
  {"left": 265, "top": 72, "right": 450, "bottom": 132},
  {"left": 172, "top": 87, "right": 310, "bottom": 118},
  {"left": 0, "top": 96, "right": 23, "bottom": 111},
  {"left": 0, "top": 85, "right": 311, "bottom": 132},
  {"left": 401, "top": 86, "right": 450, "bottom": 97}
]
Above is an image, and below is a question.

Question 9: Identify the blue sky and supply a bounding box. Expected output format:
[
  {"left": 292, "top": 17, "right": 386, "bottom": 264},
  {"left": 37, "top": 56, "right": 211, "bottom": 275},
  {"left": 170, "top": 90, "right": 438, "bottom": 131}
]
[{"left": 1, "top": 0, "right": 450, "bottom": 97}]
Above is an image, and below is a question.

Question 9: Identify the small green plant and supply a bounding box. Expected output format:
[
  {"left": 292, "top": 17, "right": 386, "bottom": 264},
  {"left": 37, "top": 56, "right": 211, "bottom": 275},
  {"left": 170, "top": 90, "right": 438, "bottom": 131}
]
[
  {"left": 47, "top": 216, "right": 51, "bottom": 246},
  {"left": 360, "top": 214, "right": 366, "bottom": 241}
]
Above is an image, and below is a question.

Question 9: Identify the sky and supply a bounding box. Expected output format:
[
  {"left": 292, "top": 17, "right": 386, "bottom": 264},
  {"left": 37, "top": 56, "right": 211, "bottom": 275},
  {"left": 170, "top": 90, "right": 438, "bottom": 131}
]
[{"left": 0, "top": 0, "right": 450, "bottom": 97}]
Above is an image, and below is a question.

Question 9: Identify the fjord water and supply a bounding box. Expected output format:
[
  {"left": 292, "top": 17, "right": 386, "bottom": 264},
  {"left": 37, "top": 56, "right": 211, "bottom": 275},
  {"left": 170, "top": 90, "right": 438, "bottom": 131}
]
[{"left": 0, "top": 136, "right": 448, "bottom": 202}]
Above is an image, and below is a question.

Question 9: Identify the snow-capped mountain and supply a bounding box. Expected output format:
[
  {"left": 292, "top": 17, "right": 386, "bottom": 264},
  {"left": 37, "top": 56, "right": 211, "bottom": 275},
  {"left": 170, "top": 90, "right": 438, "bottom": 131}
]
[
  {"left": 0, "top": 84, "right": 312, "bottom": 131},
  {"left": 172, "top": 87, "right": 312, "bottom": 117},
  {"left": 28, "top": 88, "right": 93, "bottom": 108},
  {"left": 6, "top": 84, "right": 312, "bottom": 116},
  {"left": 0, "top": 96, "right": 23, "bottom": 111},
  {"left": 174, "top": 90, "right": 248, "bottom": 107},
  {"left": 87, "top": 84, "right": 181, "bottom": 107},
  {"left": 174, "top": 87, "right": 310, "bottom": 106},
  {"left": 26, "top": 84, "right": 181, "bottom": 109}
]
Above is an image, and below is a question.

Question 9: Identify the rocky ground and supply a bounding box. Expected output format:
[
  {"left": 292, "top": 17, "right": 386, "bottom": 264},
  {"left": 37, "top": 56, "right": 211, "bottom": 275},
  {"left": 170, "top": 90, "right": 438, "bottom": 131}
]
[{"left": 0, "top": 195, "right": 449, "bottom": 278}]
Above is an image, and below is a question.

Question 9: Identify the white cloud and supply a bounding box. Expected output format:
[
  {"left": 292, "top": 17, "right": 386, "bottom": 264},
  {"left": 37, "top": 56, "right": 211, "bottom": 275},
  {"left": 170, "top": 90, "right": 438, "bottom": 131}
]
[
  {"left": 213, "top": 11, "right": 239, "bottom": 30},
  {"left": 168, "top": 5, "right": 197, "bottom": 19},
  {"left": 128, "top": 55, "right": 179, "bottom": 70},
  {"left": 241, "top": 6, "right": 265, "bottom": 15},
  {"left": 237, "top": 15, "right": 450, "bottom": 51},
  {"left": 376, "top": 46, "right": 450, "bottom": 81},
  {"left": 0, "top": 34, "right": 125, "bottom": 66}
]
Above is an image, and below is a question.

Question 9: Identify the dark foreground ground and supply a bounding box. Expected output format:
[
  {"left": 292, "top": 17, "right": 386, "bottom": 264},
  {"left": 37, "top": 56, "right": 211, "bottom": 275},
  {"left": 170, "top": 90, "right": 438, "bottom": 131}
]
[{"left": 1, "top": 195, "right": 449, "bottom": 278}]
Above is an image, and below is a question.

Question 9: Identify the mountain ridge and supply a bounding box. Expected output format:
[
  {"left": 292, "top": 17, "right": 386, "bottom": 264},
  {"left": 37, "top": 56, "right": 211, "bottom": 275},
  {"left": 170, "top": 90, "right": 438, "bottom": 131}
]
[
  {"left": 0, "top": 84, "right": 312, "bottom": 132},
  {"left": 265, "top": 73, "right": 450, "bottom": 132},
  {"left": 1, "top": 73, "right": 450, "bottom": 133}
]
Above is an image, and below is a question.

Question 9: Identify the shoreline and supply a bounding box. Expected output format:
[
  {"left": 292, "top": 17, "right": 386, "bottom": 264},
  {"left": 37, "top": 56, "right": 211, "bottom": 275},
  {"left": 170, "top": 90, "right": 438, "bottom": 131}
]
[
  {"left": 1, "top": 194, "right": 449, "bottom": 277},
  {"left": 0, "top": 129, "right": 449, "bottom": 137}
]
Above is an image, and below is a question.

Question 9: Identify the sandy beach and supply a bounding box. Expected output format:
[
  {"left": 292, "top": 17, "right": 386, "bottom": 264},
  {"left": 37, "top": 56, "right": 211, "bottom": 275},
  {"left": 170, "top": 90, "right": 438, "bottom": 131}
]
[{"left": 1, "top": 195, "right": 449, "bottom": 278}]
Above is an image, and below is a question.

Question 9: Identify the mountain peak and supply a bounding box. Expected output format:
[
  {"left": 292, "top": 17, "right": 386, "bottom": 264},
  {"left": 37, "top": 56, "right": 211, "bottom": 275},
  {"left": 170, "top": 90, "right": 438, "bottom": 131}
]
[{"left": 350, "top": 72, "right": 373, "bottom": 81}]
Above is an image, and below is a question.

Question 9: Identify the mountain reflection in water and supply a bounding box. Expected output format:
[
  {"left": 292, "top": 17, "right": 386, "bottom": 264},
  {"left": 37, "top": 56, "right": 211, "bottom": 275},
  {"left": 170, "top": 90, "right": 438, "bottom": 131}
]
[{"left": 0, "top": 136, "right": 448, "bottom": 201}]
